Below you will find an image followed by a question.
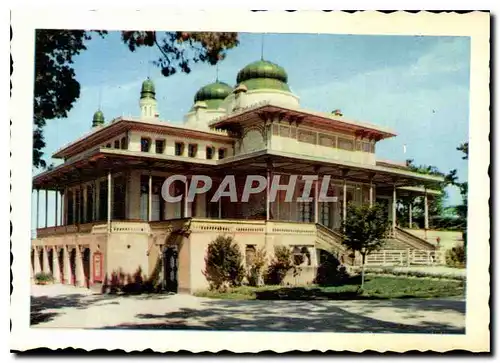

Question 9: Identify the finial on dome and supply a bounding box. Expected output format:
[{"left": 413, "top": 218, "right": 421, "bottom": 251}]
[{"left": 140, "top": 78, "right": 156, "bottom": 100}]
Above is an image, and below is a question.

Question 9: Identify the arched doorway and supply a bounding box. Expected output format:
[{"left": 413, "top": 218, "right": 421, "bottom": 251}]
[
  {"left": 58, "top": 249, "right": 65, "bottom": 283},
  {"left": 82, "top": 248, "right": 91, "bottom": 288},
  {"left": 163, "top": 246, "right": 178, "bottom": 293},
  {"left": 69, "top": 248, "right": 76, "bottom": 285}
]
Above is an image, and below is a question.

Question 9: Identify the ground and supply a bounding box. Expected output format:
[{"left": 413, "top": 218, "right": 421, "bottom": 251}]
[{"left": 31, "top": 284, "right": 465, "bottom": 333}]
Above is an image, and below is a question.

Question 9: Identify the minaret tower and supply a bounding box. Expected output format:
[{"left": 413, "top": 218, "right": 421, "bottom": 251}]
[
  {"left": 139, "top": 78, "right": 158, "bottom": 119},
  {"left": 92, "top": 109, "right": 105, "bottom": 128}
]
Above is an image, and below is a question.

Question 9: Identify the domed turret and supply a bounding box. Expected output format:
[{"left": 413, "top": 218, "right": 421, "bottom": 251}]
[
  {"left": 236, "top": 60, "right": 290, "bottom": 91},
  {"left": 140, "top": 78, "right": 156, "bottom": 100},
  {"left": 193, "top": 81, "right": 233, "bottom": 110},
  {"left": 92, "top": 110, "right": 105, "bottom": 127},
  {"left": 139, "top": 78, "right": 158, "bottom": 119}
]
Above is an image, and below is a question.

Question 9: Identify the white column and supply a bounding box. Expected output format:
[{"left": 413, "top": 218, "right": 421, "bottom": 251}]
[
  {"left": 424, "top": 191, "right": 429, "bottom": 230},
  {"left": 107, "top": 172, "right": 112, "bottom": 232},
  {"left": 52, "top": 246, "right": 61, "bottom": 283},
  {"left": 55, "top": 189, "right": 58, "bottom": 227},
  {"left": 392, "top": 184, "right": 397, "bottom": 233},
  {"left": 33, "top": 247, "right": 41, "bottom": 275},
  {"left": 95, "top": 180, "right": 99, "bottom": 221},
  {"left": 342, "top": 179, "right": 347, "bottom": 222},
  {"left": 72, "top": 188, "right": 76, "bottom": 224},
  {"left": 83, "top": 185, "right": 87, "bottom": 224},
  {"left": 45, "top": 189, "right": 48, "bottom": 228},
  {"left": 63, "top": 246, "right": 72, "bottom": 284},
  {"left": 369, "top": 181, "right": 374, "bottom": 207},
  {"left": 75, "top": 246, "right": 86, "bottom": 288},
  {"left": 183, "top": 178, "right": 190, "bottom": 218},
  {"left": 266, "top": 169, "right": 271, "bottom": 221},
  {"left": 148, "top": 174, "right": 152, "bottom": 221},
  {"left": 409, "top": 202, "right": 413, "bottom": 228},
  {"left": 314, "top": 177, "right": 319, "bottom": 224},
  {"left": 36, "top": 189, "right": 40, "bottom": 229}
]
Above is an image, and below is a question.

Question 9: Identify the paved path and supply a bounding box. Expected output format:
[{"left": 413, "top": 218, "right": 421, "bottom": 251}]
[{"left": 31, "top": 284, "right": 465, "bottom": 333}]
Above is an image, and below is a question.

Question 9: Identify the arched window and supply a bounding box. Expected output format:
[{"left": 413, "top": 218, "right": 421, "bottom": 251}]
[
  {"left": 141, "top": 137, "right": 151, "bottom": 152},
  {"left": 120, "top": 137, "right": 127, "bottom": 150},
  {"left": 293, "top": 246, "right": 304, "bottom": 266},
  {"left": 301, "top": 246, "right": 311, "bottom": 266}
]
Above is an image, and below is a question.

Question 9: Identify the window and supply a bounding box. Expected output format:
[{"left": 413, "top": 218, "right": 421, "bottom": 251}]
[
  {"left": 114, "top": 140, "right": 120, "bottom": 149},
  {"left": 293, "top": 246, "right": 304, "bottom": 265},
  {"left": 206, "top": 146, "right": 215, "bottom": 160},
  {"left": 141, "top": 137, "right": 151, "bottom": 152},
  {"left": 120, "top": 137, "right": 127, "bottom": 150},
  {"left": 106, "top": 143, "right": 111, "bottom": 148},
  {"left": 300, "top": 246, "right": 311, "bottom": 266},
  {"left": 155, "top": 140, "right": 165, "bottom": 154},
  {"left": 175, "top": 142, "right": 185, "bottom": 156},
  {"left": 218, "top": 148, "right": 226, "bottom": 160},
  {"left": 337, "top": 137, "right": 354, "bottom": 151},
  {"left": 188, "top": 144, "right": 198, "bottom": 158},
  {"left": 299, "top": 201, "right": 312, "bottom": 222}
]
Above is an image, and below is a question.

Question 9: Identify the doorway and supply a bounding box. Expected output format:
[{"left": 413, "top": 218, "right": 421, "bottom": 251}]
[{"left": 162, "top": 247, "right": 178, "bottom": 293}]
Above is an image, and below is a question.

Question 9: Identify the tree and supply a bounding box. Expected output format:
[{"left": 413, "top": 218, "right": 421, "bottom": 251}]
[
  {"left": 33, "top": 30, "right": 239, "bottom": 168},
  {"left": 340, "top": 203, "right": 391, "bottom": 288},
  {"left": 203, "top": 235, "right": 245, "bottom": 291}
]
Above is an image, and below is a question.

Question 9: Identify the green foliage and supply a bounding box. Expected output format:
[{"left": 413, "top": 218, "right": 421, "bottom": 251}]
[
  {"left": 33, "top": 30, "right": 239, "bottom": 168},
  {"left": 446, "top": 243, "right": 466, "bottom": 268},
  {"left": 203, "top": 236, "right": 245, "bottom": 291},
  {"left": 264, "top": 245, "right": 295, "bottom": 285},
  {"left": 341, "top": 203, "right": 390, "bottom": 258},
  {"left": 34, "top": 272, "right": 54, "bottom": 284},
  {"left": 246, "top": 247, "right": 267, "bottom": 287},
  {"left": 194, "top": 276, "right": 465, "bottom": 300},
  {"left": 315, "top": 250, "right": 350, "bottom": 286}
]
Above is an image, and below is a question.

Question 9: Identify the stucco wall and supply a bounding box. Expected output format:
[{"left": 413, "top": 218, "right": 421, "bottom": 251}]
[{"left": 105, "top": 232, "right": 150, "bottom": 279}]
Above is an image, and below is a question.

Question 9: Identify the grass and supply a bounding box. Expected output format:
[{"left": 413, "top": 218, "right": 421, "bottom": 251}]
[{"left": 194, "top": 276, "right": 465, "bottom": 300}]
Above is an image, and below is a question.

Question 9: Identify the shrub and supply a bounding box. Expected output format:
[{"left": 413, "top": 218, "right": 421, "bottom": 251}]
[
  {"left": 247, "top": 247, "right": 267, "bottom": 287},
  {"left": 446, "top": 243, "right": 466, "bottom": 268},
  {"left": 203, "top": 235, "right": 245, "bottom": 291},
  {"left": 34, "top": 272, "right": 54, "bottom": 284},
  {"left": 315, "top": 251, "right": 350, "bottom": 286},
  {"left": 265, "top": 245, "right": 296, "bottom": 285}
]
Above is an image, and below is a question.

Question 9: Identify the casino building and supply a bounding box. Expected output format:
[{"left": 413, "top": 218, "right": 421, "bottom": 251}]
[{"left": 31, "top": 59, "right": 443, "bottom": 293}]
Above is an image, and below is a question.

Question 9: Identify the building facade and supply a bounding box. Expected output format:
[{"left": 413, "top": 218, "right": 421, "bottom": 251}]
[{"left": 31, "top": 59, "right": 444, "bottom": 293}]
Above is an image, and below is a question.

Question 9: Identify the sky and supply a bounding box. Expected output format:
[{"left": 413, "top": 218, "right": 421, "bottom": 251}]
[{"left": 32, "top": 32, "right": 470, "bottom": 230}]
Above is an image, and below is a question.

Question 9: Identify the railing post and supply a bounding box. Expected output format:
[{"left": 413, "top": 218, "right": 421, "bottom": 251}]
[
  {"left": 383, "top": 250, "right": 386, "bottom": 265},
  {"left": 406, "top": 248, "right": 411, "bottom": 267}
]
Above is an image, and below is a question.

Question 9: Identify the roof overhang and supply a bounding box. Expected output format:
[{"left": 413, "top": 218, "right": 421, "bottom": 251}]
[
  {"left": 33, "top": 148, "right": 444, "bottom": 190},
  {"left": 52, "top": 117, "right": 235, "bottom": 160},
  {"left": 209, "top": 101, "right": 396, "bottom": 140}
]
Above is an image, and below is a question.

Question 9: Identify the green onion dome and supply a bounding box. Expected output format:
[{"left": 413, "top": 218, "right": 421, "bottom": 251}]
[
  {"left": 140, "top": 78, "right": 156, "bottom": 99},
  {"left": 236, "top": 60, "right": 290, "bottom": 92},
  {"left": 193, "top": 81, "right": 233, "bottom": 110},
  {"left": 92, "top": 110, "right": 105, "bottom": 127}
]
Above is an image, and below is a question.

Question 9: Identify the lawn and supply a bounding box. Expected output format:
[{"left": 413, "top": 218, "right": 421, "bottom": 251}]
[{"left": 194, "top": 276, "right": 465, "bottom": 300}]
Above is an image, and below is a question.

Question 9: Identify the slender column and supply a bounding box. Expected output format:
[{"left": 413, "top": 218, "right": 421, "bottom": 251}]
[
  {"left": 342, "top": 179, "right": 347, "bottom": 222},
  {"left": 369, "top": 181, "right": 374, "bottom": 207},
  {"left": 424, "top": 190, "right": 429, "bottom": 230},
  {"left": 83, "top": 185, "right": 87, "bottom": 224},
  {"left": 36, "top": 189, "right": 40, "bottom": 229},
  {"left": 75, "top": 246, "right": 86, "bottom": 287},
  {"left": 72, "top": 188, "right": 76, "bottom": 224},
  {"left": 30, "top": 251, "right": 34, "bottom": 282},
  {"left": 33, "top": 247, "right": 42, "bottom": 275},
  {"left": 42, "top": 246, "right": 50, "bottom": 273},
  {"left": 392, "top": 184, "right": 397, "bottom": 234},
  {"left": 183, "top": 178, "right": 190, "bottom": 218},
  {"left": 55, "top": 189, "right": 58, "bottom": 227},
  {"left": 52, "top": 246, "right": 61, "bottom": 283},
  {"left": 313, "top": 177, "right": 319, "bottom": 224},
  {"left": 148, "top": 173, "right": 153, "bottom": 221},
  {"left": 45, "top": 190, "right": 48, "bottom": 228},
  {"left": 63, "top": 188, "right": 67, "bottom": 225},
  {"left": 95, "top": 180, "right": 99, "bottom": 221},
  {"left": 107, "top": 171, "right": 112, "bottom": 232},
  {"left": 63, "top": 246, "right": 72, "bottom": 284},
  {"left": 409, "top": 202, "right": 413, "bottom": 228},
  {"left": 266, "top": 169, "right": 271, "bottom": 221}
]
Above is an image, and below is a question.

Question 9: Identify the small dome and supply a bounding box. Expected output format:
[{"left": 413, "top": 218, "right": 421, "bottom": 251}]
[
  {"left": 92, "top": 110, "right": 105, "bottom": 127},
  {"left": 193, "top": 81, "right": 232, "bottom": 110},
  {"left": 236, "top": 60, "right": 290, "bottom": 91},
  {"left": 140, "top": 78, "right": 156, "bottom": 99}
]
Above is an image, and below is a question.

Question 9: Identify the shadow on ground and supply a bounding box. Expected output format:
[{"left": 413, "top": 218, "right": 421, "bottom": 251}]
[
  {"left": 100, "top": 298, "right": 465, "bottom": 334},
  {"left": 30, "top": 293, "right": 120, "bottom": 326}
]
